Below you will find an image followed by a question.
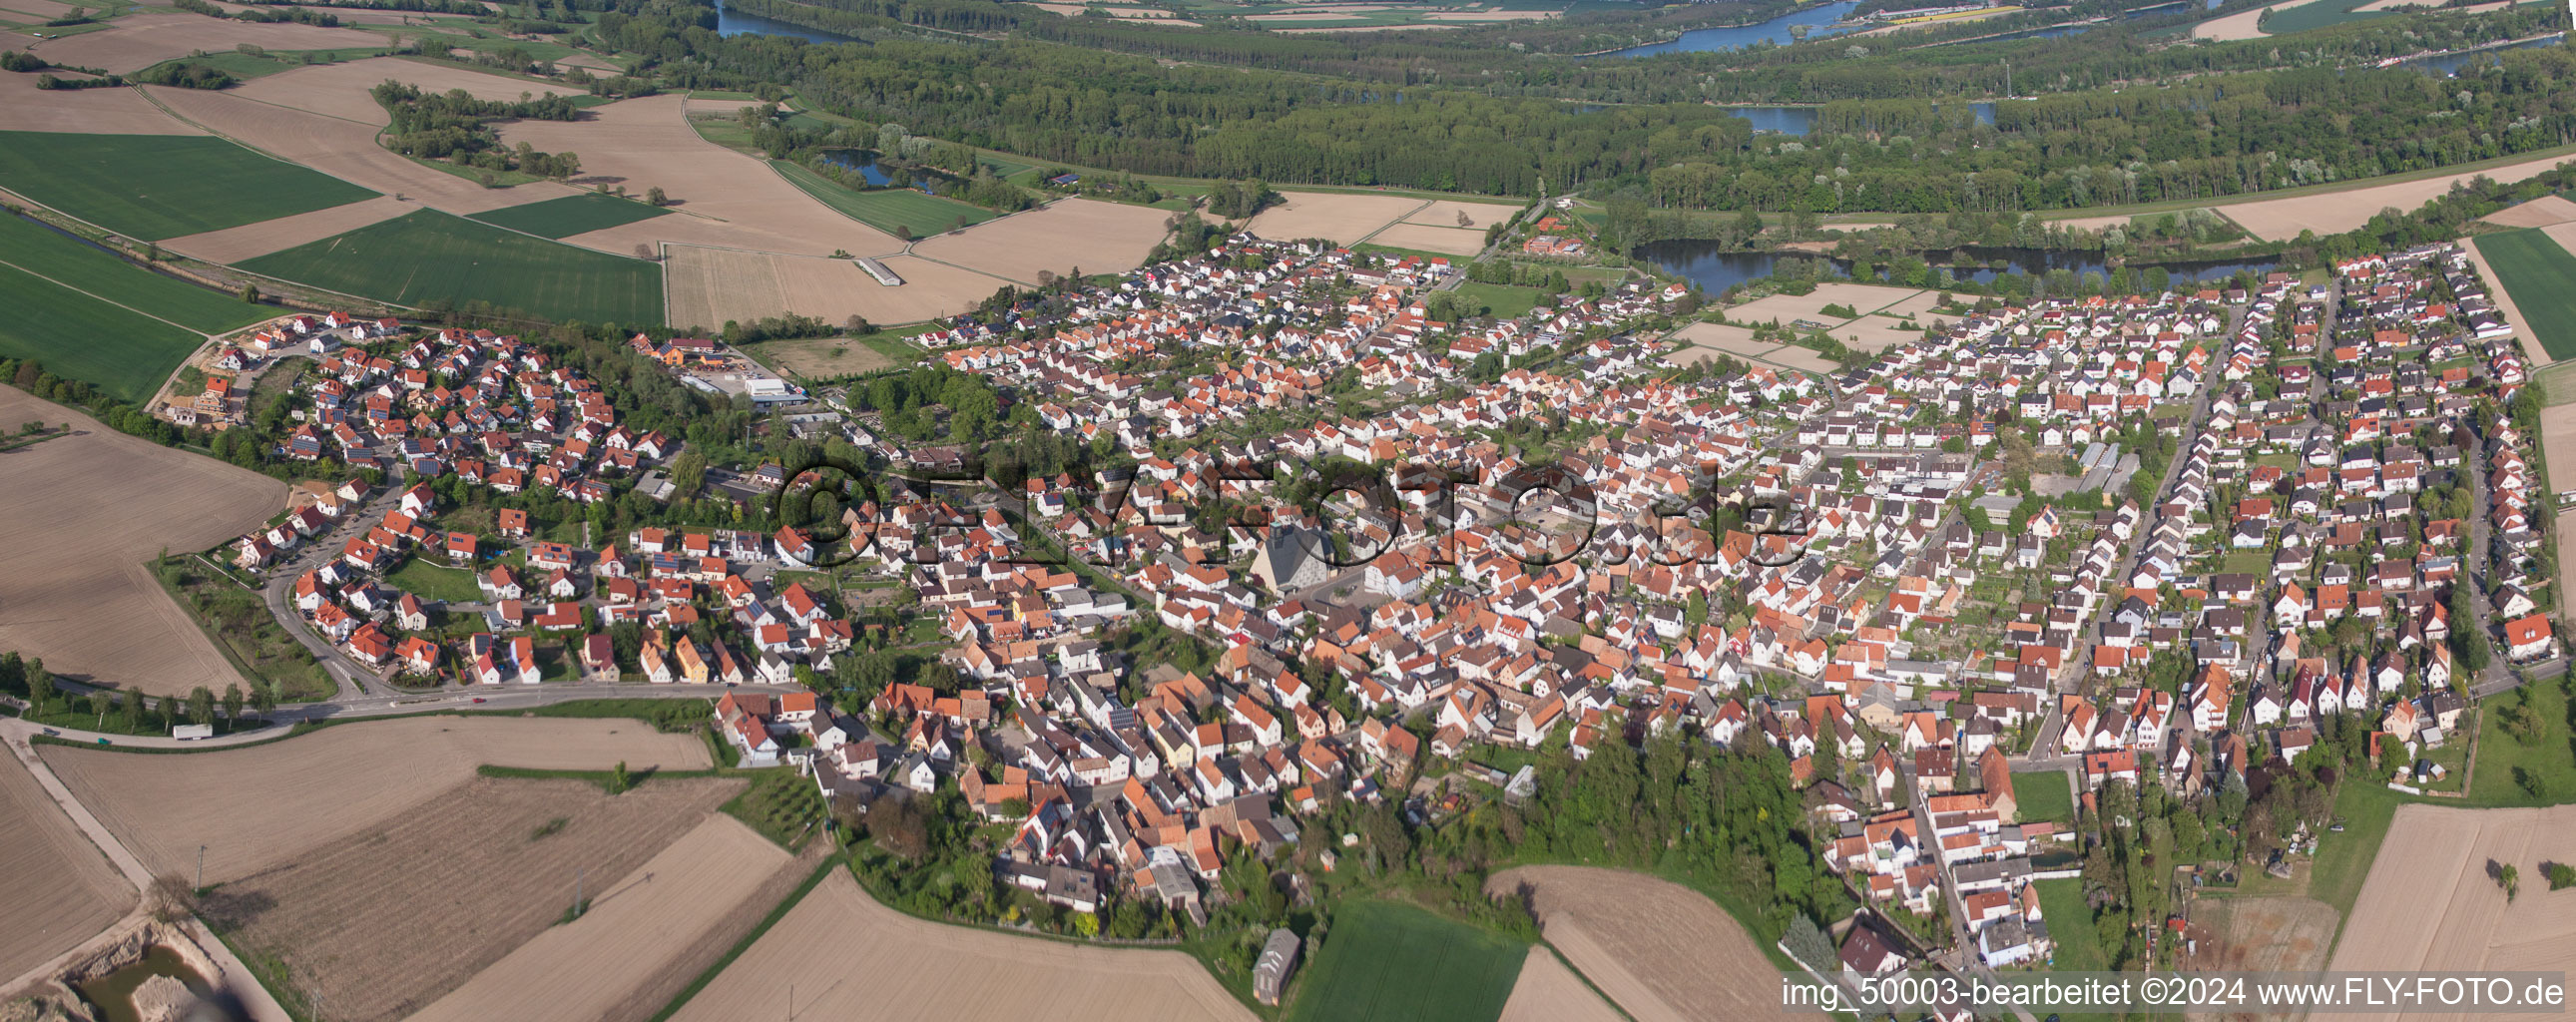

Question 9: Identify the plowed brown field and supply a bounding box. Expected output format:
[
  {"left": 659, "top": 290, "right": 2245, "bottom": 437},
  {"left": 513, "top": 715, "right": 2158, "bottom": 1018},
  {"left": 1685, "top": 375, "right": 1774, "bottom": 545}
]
[
  {"left": 1487, "top": 865, "right": 1812, "bottom": 1022},
  {"left": 0, "top": 749, "right": 132, "bottom": 983}
]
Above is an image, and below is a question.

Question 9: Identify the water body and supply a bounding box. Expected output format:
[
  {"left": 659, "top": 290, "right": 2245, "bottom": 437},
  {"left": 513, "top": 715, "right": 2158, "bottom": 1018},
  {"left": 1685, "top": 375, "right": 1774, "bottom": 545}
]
[
  {"left": 1722, "top": 101, "right": 1997, "bottom": 136},
  {"left": 76, "top": 947, "right": 211, "bottom": 1022},
  {"left": 2402, "top": 33, "right": 2564, "bottom": 75},
  {"left": 1636, "top": 239, "right": 2281, "bottom": 294},
  {"left": 818, "top": 150, "right": 931, "bottom": 189},
  {"left": 715, "top": 0, "right": 861, "bottom": 43},
  {"left": 1592, "top": 0, "right": 1863, "bottom": 57}
]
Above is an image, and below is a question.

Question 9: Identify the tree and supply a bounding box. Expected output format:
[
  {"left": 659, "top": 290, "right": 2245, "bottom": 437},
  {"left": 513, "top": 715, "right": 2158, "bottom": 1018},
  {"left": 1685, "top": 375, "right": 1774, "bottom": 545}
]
[
  {"left": 646, "top": 186, "right": 668, "bottom": 207},
  {"left": 26, "top": 657, "right": 51, "bottom": 712},
  {"left": 189, "top": 686, "right": 216, "bottom": 727},
  {"left": 608, "top": 761, "right": 631, "bottom": 794},
  {"left": 149, "top": 873, "right": 199, "bottom": 922},
  {"left": 222, "top": 684, "right": 244, "bottom": 722},
  {"left": 2499, "top": 862, "right": 2519, "bottom": 901}
]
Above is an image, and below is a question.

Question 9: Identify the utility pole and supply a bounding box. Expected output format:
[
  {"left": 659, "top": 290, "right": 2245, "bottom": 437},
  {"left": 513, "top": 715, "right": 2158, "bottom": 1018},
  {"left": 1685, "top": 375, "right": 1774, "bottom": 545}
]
[
  {"left": 576, "top": 865, "right": 584, "bottom": 918},
  {"left": 197, "top": 844, "right": 205, "bottom": 889}
]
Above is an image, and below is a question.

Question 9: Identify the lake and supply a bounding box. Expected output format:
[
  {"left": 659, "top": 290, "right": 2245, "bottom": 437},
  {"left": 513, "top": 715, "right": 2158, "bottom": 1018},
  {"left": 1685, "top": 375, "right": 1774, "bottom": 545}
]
[
  {"left": 1592, "top": 0, "right": 1862, "bottom": 56},
  {"left": 1724, "top": 101, "right": 1997, "bottom": 136},
  {"left": 1636, "top": 240, "right": 2282, "bottom": 294},
  {"left": 818, "top": 150, "right": 931, "bottom": 189},
  {"left": 716, "top": 0, "right": 861, "bottom": 43}
]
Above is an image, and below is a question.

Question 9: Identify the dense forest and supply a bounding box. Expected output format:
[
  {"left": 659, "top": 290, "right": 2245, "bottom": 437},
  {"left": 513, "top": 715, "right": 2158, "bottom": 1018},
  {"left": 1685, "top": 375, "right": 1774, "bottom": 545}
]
[{"left": 591, "top": 0, "right": 2576, "bottom": 213}]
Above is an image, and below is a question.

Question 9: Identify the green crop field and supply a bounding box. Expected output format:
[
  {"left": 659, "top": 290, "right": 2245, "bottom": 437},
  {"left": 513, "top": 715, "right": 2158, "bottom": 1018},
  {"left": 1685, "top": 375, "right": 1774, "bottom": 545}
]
[
  {"left": 2011, "top": 768, "right": 2076, "bottom": 824},
  {"left": 2475, "top": 229, "right": 2576, "bottom": 360},
  {"left": 0, "top": 132, "right": 378, "bottom": 242},
  {"left": 0, "top": 261, "right": 205, "bottom": 402},
  {"left": 1284, "top": 900, "right": 1524, "bottom": 1022},
  {"left": 0, "top": 214, "right": 270, "bottom": 334},
  {"left": 241, "top": 210, "right": 664, "bottom": 326},
  {"left": 772, "top": 161, "right": 997, "bottom": 240},
  {"left": 468, "top": 192, "right": 671, "bottom": 239}
]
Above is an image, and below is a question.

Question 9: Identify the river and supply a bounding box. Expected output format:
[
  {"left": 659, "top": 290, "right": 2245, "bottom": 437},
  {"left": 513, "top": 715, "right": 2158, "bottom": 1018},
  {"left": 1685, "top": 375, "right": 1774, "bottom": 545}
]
[
  {"left": 1637, "top": 240, "right": 2282, "bottom": 294},
  {"left": 1722, "top": 101, "right": 1997, "bottom": 136},
  {"left": 1591, "top": 1, "right": 1863, "bottom": 56},
  {"left": 715, "top": 0, "right": 862, "bottom": 43}
]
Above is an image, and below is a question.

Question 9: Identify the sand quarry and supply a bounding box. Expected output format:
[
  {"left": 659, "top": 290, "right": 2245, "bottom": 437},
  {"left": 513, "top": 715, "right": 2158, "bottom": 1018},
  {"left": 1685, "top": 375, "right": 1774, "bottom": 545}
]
[
  {"left": 0, "top": 387, "right": 282, "bottom": 699},
  {"left": 671, "top": 868, "right": 1257, "bottom": 1022},
  {"left": 2320, "top": 803, "right": 2576, "bottom": 1022},
  {"left": 38, "top": 715, "right": 710, "bottom": 883},
  {"left": 1487, "top": 865, "right": 1816, "bottom": 1022},
  {"left": 0, "top": 748, "right": 133, "bottom": 984},
  {"left": 408, "top": 814, "right": 816, "bottom": 1022},
  {"left": 494, "top": 93, "right": 906, "bottom": 257},
  {"left": 205, "top": 774, "right": 743, "bottom": 1022},
  {"left": 15, "top": 10, "right": 382, "bottom": 73}
]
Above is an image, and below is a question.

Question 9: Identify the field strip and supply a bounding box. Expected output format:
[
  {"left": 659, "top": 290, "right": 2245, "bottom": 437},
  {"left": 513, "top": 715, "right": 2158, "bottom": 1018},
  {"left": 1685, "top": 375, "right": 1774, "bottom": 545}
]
[
  {"left": 160, "top": 195, "right": 415, "bottom": 263},
  {"left": 404, "top": 813, "right": 792, "bottom": 1022},
  {"left": 0, "top": 255, "right": 211, "bottom": 336}
]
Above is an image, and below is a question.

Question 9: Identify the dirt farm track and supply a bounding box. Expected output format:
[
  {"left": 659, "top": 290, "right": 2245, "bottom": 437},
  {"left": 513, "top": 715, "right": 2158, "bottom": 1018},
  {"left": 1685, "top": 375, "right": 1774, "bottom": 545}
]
[
  {"left": 0, "top": 387, "right": 283, "bottom": 699},
  {"left": 38, "top": 715, "right": 711, "bottom": 883}
]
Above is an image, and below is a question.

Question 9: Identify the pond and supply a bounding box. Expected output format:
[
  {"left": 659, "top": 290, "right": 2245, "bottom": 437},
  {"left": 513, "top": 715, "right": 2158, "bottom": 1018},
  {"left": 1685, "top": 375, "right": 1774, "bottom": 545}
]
[
  {"left": 2402, "top": 33, "right": 2564, "bottom": 76},
  {"left": 1635, "top": 239, "right": 2282, "bottom": 294},
  {"left": 75, "top": 947, "right": 220, "bottom": 1022},
  {"left": 818, "top": 150, "right": 932, "bottom": 189},
  {"left": 715, "top": 0, "right": 862, "bottom": 44},
  {"left": 1591, "top": 0, "right": 1862, "bottom": 56},
  {"left": 1722, "top": 101, "right": 1997, "bottom": 136}
]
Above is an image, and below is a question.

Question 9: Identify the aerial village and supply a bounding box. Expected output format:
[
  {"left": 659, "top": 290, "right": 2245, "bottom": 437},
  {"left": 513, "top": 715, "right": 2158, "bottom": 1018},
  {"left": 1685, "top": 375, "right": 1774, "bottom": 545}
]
[{"left": 202, "top": 235, "right": 2558, "bottom": 976}]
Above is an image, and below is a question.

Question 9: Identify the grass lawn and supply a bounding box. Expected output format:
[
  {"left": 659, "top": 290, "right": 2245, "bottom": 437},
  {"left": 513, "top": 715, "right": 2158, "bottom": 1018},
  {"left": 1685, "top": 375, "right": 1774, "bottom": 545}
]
[
  {"left": 0, "top": 132, "right": 378, "bottom": 241},
  {"left": 2219, "top": 549, "right": 2272, "bottom": 575},
  {"left": 1284, "top": 898, "right": 1525, "bottom": 1022},
  {"left": 770, "top": 161, "right": 996, "bottom": 239},
  {"left": 385, "top": 555, "right": 484, "bottom": 604},
  {"left": 1448, "top": 281, "right": 1543, "bottom": 320},
  {"left": 467, "top": 192, "right": 670, "bottom": 239},
  {"left": 2474, "top": 229, "right": 2576, "bottom": 360},
  {"left": 0, "top": 259, "right": 206, "bottom": 402},
  {"left": 0, "top": 214, "right": 270, "bottom": 333},
  {"left": 2469, "top": 677, "right": 2576, "bottom": 805},
  {"left": 240, "top": 210, "right": 664, "bottom": 326},
  {"left": 2011, "top": 768, "right": 2076, "bottom": 824},
  {"left": 2034, "top": 878, "right": 2106, "bottom": 971}
]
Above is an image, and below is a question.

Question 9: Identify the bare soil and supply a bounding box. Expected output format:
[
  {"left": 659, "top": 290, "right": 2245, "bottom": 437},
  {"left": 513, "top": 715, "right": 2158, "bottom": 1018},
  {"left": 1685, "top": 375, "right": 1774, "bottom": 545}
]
[
  {"left": 2479, "top": 195, "right": 2576, "bottom": 230},
  {"left": 1486, "top": 865, "right": 1813, "bottom": 1022},
  {"left": 0, "top": 387, "right": 282, "bottom": 698},
  {"left": 0, "top": 749, "right": 133, "bottom": 983},
  {"left": 2324, "top": 803, "right": 2576, "bottom": 1022},
  {"left": 1363, "top": 222, "right": 1486, "bottom": 256},
  {"left": 911, "top": 198, "right": 1174, "bottom": 285},
  {"left": 1400, "top": 199, "right": 1520, "bottom": 229},
  {"left": 146, "top": 84, "right": 582, "bottom": 215},
  {"left": 0, "top": 74, "right": 202, "bottom": 135},
  {"left": 397, "top": 810, "right": 798, "bottom": 1022},
  {"left": 1245, "top": 191, "right": 1425, "bottom": 247},
  {"left": 158, "top": 196, "right": 413, "bottom": 263},
  {"left": 228, "top": 57, "right": 588, "bottom": 126},
  {"left": 38, "top": 715, "right": 711, "bottom": 883},
  {"left": 20, "top": 11, "right": 381, "bottom": 72},
  {"left": 1497, "top": 946, "right": 1624, "bottom": 1022},
  {"left": 203, "top": 774, "right": 744, "bottom": 1022},
  {"left": 668, "top": 869, "right": 1255, "bottom": 1022},
  {"left": 2221, "top": 155, "right": 2575, "bottom": 241}
]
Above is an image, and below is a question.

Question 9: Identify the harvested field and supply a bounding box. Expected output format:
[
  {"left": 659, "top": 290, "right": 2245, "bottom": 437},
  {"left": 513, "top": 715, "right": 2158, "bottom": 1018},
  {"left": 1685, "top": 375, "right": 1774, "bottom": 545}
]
[
  {"left": 1760, "top": 345, "right": 1844, "bottom": 375},
  {"left": 669, "top": 868, "right": 1255, "bottom": 1022},
  {"left": 2541, "top": 402, "right": 2576, "bottom": 494},
  {"left": 409, "top": 815, "right": 813, "bottom": 1022},
  {"left": 205, "top": 774, "right": 745, "bottom": 1022},
  {"left": 1246, "top": 190, "right": 1424, "bottom": 245},
  {"left": 664, "top": 247, "right": 1005, "bottom": 331},
  {"left": 2044, "top": 213, "right": 2142, "bottom": 232},
  {"left": 0, "top": 74, "right": 201, "bottom": 135},
  {"left": 239, "top": 209, "right": 664, "bottom": 325},
  {"left": 1402, "top": 198, "right": 1520, "bottom": 229},
  {"left": 1364, "top": 222, "right": 1487, "bottom": 256},
  {"left": 145, "top": 85, "right": 581, "bottom": 215},
  {"left": 745, "top": 334, "right": 908, "bottom": 379},
  {"left": 1487, "top": 865, "right": 1809, "bottom": 1022},
  {"left": 0, "top": 387, "right": 280, "bottom": 698},
  {"left": 1497, "top": 947, "right": 1622, "bottom": 1022},
  {"left": 2178, "top": 894, "right": 2338, "bottom": 1016},
  {"left": 2321, "top": 803, "right": 2576, "bottom": 1022},
  {"left": 157, "top": 195, "right": 412, "bottom": 263},
  {"left": 2480, "top": 194, "right": 2576, "bottom": 230},
  {"left": 0, "top": 749, "right": 133, "bottom": 983},
  {"left": 1726, "top": 282, "right": 1924, "bottom": 331},
  {"left": 911, "top": 198, "right": 1173, "bottom": 284},
  {"left": 495, "top": 94, "right": 905, "bottom": 256},
  {"left": 0, "top": 130, "right": 379, "bottom": 242},
  {"left": 228, "top": 56, "right": 586, "bottom": 126},
  {"left": 38, "top": 716, "right": 711, "bottom": 883},
  {"left": 2221, "top": 152, "right": 2575, "bottom": 241},
  {"left": 18, "top": 11, "right": 381, "bottom": 72}
]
